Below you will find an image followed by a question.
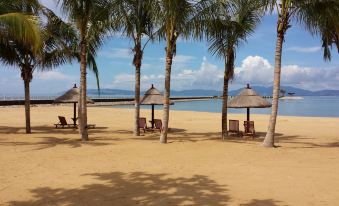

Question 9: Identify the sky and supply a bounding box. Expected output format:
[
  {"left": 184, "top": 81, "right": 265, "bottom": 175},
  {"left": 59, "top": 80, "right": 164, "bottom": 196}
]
[{"left": 1, "top": 0, "right": 339, "bottom": 95}]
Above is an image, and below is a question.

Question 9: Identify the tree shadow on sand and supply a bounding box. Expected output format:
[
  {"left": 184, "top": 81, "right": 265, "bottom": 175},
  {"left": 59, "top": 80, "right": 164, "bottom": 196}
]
[
  {"left": 132, "top": 128, "right": 339, "bottom": 149},
  {"left": 0, "top": 125, "right": 110, "bottom": 135},
  {"left": 240, "top": 199, "right": 287, "bottom": 206},
  {"left": 9, "top": 171, "right": 230, "bottom": 206},
  {"left": 0, "top": 125, "right": 118, "bottom": 150},
  {"left": 0, "top": 136, "right": 116, "bottom": 150}
]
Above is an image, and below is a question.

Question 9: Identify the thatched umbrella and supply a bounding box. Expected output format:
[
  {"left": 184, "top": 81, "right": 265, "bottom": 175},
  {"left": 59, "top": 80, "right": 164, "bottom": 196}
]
[
  {"left": 140, "top": 84, "right": 166, "bottom": 128},
  {"left": 54, "top": 84, "right": 94, "bottom": 126},
  {"left": 228, "top": 84, "right": 271, "bottom": 122}
]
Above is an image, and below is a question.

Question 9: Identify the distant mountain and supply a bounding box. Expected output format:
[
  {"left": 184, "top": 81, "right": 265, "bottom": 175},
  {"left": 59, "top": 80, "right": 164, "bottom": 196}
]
[
  {"left": 87, "top": 86, "right": 339, "bottom": 97},
  {"left": 87, "top": 88, "right": 222, "bottom": 96},
  {"left": 229, "top": 86, "right": 315, "bottom": 96},
  {"left": 88, "top": 89, "right": 134, "bottom": 96}
]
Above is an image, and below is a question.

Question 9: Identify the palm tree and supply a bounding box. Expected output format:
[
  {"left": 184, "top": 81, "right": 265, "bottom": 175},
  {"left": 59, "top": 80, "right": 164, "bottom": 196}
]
[
  {"left": 112, "top": 0, "right": 159, "bottom": 136},
  {"left": 59, "top": 0, "right": 113, "bottom": 141},
  {"left": 311, "top": 3, "right": 339, "bottom": 60},
  {"left": 157, "top": 0, "right": 196, "bottom": 143},
  {"left": 0, "top": 0, "right": 41, "bottom": 52},
  {"left": 206, "top": 0, "right": 262, "bottom": 139},
  {"left": 262, "top": 0, "right": 339, "bottom": 147},
  {"left": 0, "top": 7, "right": 74, "bottom": 133}
]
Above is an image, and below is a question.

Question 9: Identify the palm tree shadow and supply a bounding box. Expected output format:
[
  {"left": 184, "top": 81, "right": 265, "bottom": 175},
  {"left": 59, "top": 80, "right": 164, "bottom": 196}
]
[
  {"left": 240, "top": 199, "right": 287, "bottom": 206},
  {"left": 0, "top": 125, "right": 110, "bottom": 135},
  {"left": 8, "top": 171, "right": 230, "bottom": 206},
  {"left": 0, "top": 136, "right": 114, "bottom": 150},
  {"left": 0, "top": 125, "right": 114, "bottom": 150}
]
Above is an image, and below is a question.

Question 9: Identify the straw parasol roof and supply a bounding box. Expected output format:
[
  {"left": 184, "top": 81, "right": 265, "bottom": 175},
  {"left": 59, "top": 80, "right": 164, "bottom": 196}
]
[
  {"left": 140, "top": 84, "right": 164, "bottom": 105},
  {"left": 228, "top": 84, "right": 271, "bottom": 108},
  {"left": 54, "top": 84, "right": 94, "bottom": 103}
]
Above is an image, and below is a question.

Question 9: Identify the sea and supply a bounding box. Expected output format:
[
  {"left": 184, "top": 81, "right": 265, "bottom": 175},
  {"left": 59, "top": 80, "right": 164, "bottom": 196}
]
[{"left": 114, "top": 96, "right": 339, "bottom": 118}]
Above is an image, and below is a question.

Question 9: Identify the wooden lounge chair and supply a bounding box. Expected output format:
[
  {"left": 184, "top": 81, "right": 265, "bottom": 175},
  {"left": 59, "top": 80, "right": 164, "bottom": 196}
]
[
  {"left": 244, "top": 121, "right": 255, "bottom": 138},
  {"left": 153, "top": 119, "right": 163, "bottom": 133},
  {"left": 139, "top": 117, "right": 148, "bottom": 133},
  {"left": 228, "top": 120, "right": 241, "bottom": 136},
  {"left": 86, "top": 124, "right": 96, "bottom": 129},
  {"left": 54, "top": 116, "right": 76, "bottom": 128},
  {"left": 74, "top": 117, "right": 96, "bottom": 129}
]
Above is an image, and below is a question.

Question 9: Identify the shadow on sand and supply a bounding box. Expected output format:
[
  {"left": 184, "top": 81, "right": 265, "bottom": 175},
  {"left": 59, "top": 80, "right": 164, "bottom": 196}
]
[
  {"left": 7, "top": 171, "right": 285, "bottom": 206},
  {"left": 0, "top": 125, "right": 115, "bottom": 149},
  {"left": 0, "top": 125, "right": 338, "bottom": 149}
]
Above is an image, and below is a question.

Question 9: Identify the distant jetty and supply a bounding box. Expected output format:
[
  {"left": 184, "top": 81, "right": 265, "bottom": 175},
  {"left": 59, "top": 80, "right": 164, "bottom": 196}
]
[{"left": 280, "top": 96, "right": 304, "bottom": 100}]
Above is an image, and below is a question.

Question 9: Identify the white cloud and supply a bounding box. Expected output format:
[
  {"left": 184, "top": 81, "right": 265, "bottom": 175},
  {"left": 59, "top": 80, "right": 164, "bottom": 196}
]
[
  {"left": 234, "top": 55, "right": 339, "bottom": 90},
  {"left": 190, "top": 57, "right": 223, "bottom": 89},
  {"left": 99, "top": 48, "right": 133, "bottom": 59},
  {"left": 160, "top": 55, "right": 196, "bottom": 65},
  {"left": 286, "top": 46, "right": 321, "bottom": 53},
  {"left": 101, "top": 55, "right": 339, "bottom": 91},
  {"left": 106, "top": 57, "right": 223, "bottom": 91},
  {"left": 234, "top": 56, "right": 273, "bottom": 85},
  {"left": 105, "top": 73, "right": 165, "bottom": 90},
  {"left": 36, "top": 71, "right": 77, "bottom": 81},
  {"left": 173, "top": 55, "right": 196, "bottom": 63}
]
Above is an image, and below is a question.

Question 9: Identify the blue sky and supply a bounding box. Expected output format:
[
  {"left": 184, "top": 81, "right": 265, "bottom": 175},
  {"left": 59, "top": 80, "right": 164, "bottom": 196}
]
[{"left": 1, "top": 0, "right": 339, "bottom": 95}]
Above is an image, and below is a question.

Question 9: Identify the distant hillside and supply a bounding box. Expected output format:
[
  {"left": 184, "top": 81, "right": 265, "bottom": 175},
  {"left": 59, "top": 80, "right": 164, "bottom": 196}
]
[
  {"left": 87, "top": 86, "right": 339, "bottom": 97},
  {"left": 229, "top": 86, "right": 315, "bottom": 96},
  {"left": 88, "top": 89, "right": 134, "bottom": 96}
]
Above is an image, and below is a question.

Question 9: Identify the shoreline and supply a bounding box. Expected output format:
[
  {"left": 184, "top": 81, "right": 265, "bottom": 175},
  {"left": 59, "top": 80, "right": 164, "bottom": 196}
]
[{"left": 1, "top": 103, "right": 339, "bottom": 119}]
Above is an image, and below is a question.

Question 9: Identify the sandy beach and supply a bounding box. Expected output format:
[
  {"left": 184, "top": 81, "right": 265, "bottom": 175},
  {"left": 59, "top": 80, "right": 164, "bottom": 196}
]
[{"left": 0, "top": 105, "right": 338, "bottom": 205}]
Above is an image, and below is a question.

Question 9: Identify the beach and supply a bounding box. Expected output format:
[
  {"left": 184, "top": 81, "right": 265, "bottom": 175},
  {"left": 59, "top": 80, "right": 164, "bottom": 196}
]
[{"left": 0, "top": 105, "right": 339, "bottom": 205}]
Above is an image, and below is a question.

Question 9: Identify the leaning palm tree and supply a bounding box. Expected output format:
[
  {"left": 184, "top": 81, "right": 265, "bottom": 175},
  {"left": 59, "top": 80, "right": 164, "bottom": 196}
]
[
  {"left": 206, "top": 0, "right": 262, "bottom": 139},
  {"left": 157, "top": 0, "right": 196, "bottom": 143},
  {"left": 0, "top": 8, "right": 74, "bottom": 133},
  {"left": 112, "top": 0, "right": 159, "bottom": 136},
  {"left": 0, "top": 0, "right": 41, "bottom": 52},
  {"left": 262, "top": 0, "right": 339, "bottom": 147},
  {"left": 59, "top": 0, "right": 113, "bottom": 141}
]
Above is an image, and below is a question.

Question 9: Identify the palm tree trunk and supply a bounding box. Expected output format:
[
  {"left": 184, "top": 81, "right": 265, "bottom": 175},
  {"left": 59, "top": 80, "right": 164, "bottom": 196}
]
[
  {"left": 160, "top": 45, "right": 174, "bottom": 144},
  {"left": 23, "top": 68, "right": 31, "bottom": 134},
  {"left": 221, "top": 64, "right": 229, "bottom": 140},
  {"left": 221, "top": 48, "right": 234, "bottom": 140},
  {"left": 263, "top": 32, "right": 284, "bottom": 147},
  {"left": 79, "top": 40, "right": 88, "bottom": 141},
  {"left": 134, "top": 41, "right": 142, "bottom": 136}
]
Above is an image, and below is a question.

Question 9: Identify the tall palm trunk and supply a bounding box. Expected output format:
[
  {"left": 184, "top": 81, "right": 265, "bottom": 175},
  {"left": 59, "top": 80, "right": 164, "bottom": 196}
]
[
  {"left": 221, "top": 76, "right": 229, "bottom": 140},
  {"left": 160, "top": 42, "right": 175, "bottom": 144},
  {"left": 79, "top": 40, "right": 88, "bottom": 141},
  {"left": 263, "top": 32, "right": 284, "bottom": 147},
  {"left": 134, "top": 39, "right": 142, "bottom": 136},
  {"left": 221, "top": 48, "right": 234, "bottom": 140},
  {"left": 22, "top": 66, "right": 32, "bottom": 134}
]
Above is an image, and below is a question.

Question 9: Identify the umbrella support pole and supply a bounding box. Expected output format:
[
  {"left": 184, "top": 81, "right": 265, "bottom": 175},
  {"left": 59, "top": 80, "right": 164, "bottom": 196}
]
[
  {"left": 151, "top": 104, "right": 154, "bottom": 128},
  {"left": 73, "top": 102, "right": 77, "bottom": 126},
  {"left": 247, "top": 108, "right": 250, "bottom": 122},
  {"left": 245, "top": 108, "right": 250, "bottom": 133}
]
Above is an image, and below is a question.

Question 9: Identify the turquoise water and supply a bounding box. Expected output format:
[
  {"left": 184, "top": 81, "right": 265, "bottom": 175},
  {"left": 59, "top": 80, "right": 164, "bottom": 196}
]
[{"left": 116, "top": 96, "right": 339, "bottom": 118}]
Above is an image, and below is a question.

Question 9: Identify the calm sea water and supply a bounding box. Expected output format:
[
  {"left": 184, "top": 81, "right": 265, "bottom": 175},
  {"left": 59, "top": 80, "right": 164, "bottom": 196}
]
[{"left": 115, "top": 96, "right": 339, "bottom": 118}]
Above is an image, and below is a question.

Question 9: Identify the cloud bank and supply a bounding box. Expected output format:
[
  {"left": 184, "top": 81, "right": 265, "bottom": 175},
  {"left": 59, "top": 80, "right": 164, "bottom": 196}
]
[{"left": 107, "top": 55, "right": 339, "bottom": 91}]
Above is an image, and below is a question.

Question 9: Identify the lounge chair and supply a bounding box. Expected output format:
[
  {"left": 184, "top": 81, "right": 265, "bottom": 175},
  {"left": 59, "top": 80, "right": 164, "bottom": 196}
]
[
  {"left": 74, "top": 117, "right": 96, "bottom": 129},
  {"left": 139, "top": 117, "right": 148, "bottom": 133},
  {"left": 54, "top": 116, "right": 77, "bottom": 128},
  {"left": 153, "top": 119, "right": 163, "bottom": 133},
  {"left": 228, "top": 120, "right": 241, "bottom": 136},
  {"left": 244, "top": 121, "right": 255, "bottom": 138}
]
